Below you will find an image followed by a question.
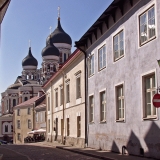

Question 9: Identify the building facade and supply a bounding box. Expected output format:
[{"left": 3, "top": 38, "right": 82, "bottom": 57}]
[
  {"left": 43, "top": 49, "right": 85, "bottom": 148},
  {"left": 76, "top": 0, "right": 160, "bottom": 159}
]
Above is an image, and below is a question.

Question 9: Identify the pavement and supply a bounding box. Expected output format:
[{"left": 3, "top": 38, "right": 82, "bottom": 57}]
[{"left": 35, "top": 141, "right": 155, "bottom": 160}]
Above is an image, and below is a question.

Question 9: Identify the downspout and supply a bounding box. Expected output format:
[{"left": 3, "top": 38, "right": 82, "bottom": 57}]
[{"left": 75, "top": 44, "right": 88, "bottom": 147}]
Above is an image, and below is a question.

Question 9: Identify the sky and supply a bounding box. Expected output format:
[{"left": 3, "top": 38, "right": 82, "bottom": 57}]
[{"left": 0, "top": 0, "right": 113, "bottom": 97}]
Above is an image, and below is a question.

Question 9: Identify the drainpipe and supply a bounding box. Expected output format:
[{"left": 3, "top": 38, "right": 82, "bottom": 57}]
[{"left": 75, "top": 44, "right": 88, "bottom": 147}]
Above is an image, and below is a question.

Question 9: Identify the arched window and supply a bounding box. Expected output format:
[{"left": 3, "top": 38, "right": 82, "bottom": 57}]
[
  {"left": 5, "top": 125, "right": 8, "bottom": 132},
  {"left": 24, "top": 97, "right": 28, "bottom": 101},
  {"left": 13, "top": 99, "right": 16, "bottom": 107},
  {"left": 64, "top": 53, "right": 66, "bottom": 62},
  {"left": 31, "top": 74, "right": 34, "bottom": 80}
]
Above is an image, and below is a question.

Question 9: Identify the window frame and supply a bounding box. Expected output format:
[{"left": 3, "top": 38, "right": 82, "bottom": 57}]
[
  {"left": 142, "top": 72, "right": 157, "bottom": 120},
  {"left": 17, "top": 133, "right": 21, "bottom": 141},
  {"left": 88, "top": 53, "right": 94, "bottom": 77},
  {"left": 115, "top": 83, "right": 125, "bottom": 122},
  {"left": 113, "top": 30, "right": 124, "bottom": 62},
  {"left": 17, "top": 120, "right": 20, "bottom": 129},
  {"left": 27, "top": 108, "right": 31, "bottom": 115},
  {"left": 66, "top": 80, "right": 70, "bottom": 103},
  {"left": 67, "top": 117, "right": 70, "bottom": 136},
  {"left": 89, "top": 95, "right": 94, "bottom": 123},
  {"left": 48, "top": 96, "right": 50, "bottom": 111},
  {"left": 77, "top": 116, "right": 81, "bottom": 137},
  {"left": 100, "top": 91, "right": 106, "bottom": 122},
  {"left": 60, "top": 85, "right": 63, "bottom": 106},
  {"left": 98, "top": 45, "right": 106, "bottom": 71},
  {"left": 139, "top": 5, "right": 156, "bottom": 46},
  {"left": 28, "top": 119, "right": 31, "bottom": 129},
  {"left": 17, "top": 109, "right": 20, "bottom": 116},
  {"left": 55, "top": 88, "right": 58, "bottom": 108}
]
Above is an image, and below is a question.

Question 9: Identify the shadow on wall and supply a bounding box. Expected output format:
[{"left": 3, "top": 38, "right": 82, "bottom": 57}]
[
  {"left": 144, "top": 121, "right": 160, "bottom": 159},
  {"left": 111, "top": 140, "right": 119, "bottom": 153}
]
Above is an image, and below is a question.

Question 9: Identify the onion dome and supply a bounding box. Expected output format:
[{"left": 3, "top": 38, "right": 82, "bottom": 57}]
[
  {"left": 22, "top": 47, "right": 38, "bottom": 66},
  {"left": 46, "top": 18, "right": 72, "bottom": 45},
  {"left": 42, "top": 35, "right": 60, "bottom": 57}
]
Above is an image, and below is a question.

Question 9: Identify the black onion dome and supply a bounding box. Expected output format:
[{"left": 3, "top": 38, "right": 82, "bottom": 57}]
[
  {"left": 46, "top": 18, "right": 72, "bottom": 45},
  {"left": 42, "top": 35, "right": 60, "bottom": 57},
  {"left": 22, "top": 47, "right": 38, "bottom": 66}
]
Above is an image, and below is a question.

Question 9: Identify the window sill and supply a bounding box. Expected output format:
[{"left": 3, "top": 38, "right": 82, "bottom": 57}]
[
  {"left": 116, "top": 119, "right": 125, "bottom": 122},
  {"left": 89, "top": 121, "right": 94, "bottom": 124},
  {"left": 88, "top": 74, "right": 94, "bottom": 78},
  {"left": 98, "top": 66, "right": 106, "bottom": 72},
  {"left": 143, "top": 116, "right": 157, "bottom": 121},
  {"left": 140, "top": 36, "right": 156, "bottom": 47},
  {"left": 114, "top": 55, "right": 124, "bottom": 62},
  {"left": 99, "top": 120, "right": 106, "bottom": 124}
]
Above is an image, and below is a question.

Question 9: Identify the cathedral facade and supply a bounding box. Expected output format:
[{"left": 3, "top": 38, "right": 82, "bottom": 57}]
[{"left": 0, "top": 15, "right": 72, "bottom": 142}]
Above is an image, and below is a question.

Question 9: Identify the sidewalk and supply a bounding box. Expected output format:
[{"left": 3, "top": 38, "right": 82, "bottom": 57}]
[{"left": 37, "top": 141, "right": 154, "bottom": 160}]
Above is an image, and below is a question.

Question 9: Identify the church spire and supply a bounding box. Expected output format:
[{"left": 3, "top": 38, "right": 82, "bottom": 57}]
[{"left": 58, "top": 6, "right": 60, "bottom": 20}]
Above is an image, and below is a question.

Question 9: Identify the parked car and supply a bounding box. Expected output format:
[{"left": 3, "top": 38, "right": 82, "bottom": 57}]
[{"left": 0, "top": 140, "right": 7, "bottom": 144}]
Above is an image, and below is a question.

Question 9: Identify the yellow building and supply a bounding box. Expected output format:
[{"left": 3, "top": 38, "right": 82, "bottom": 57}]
[
  {"left": 43, "top": 49, "right": 85, "bottom": 147},
  {"left": 13, "top": 92, "right": 45, "bottom": 144}
]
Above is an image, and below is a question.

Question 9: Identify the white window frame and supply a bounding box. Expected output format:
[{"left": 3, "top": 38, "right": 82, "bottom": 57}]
[
  {"left": 142, "top": 71, "right": 157, "bottom": 120},
  {"left": 98, "top": 45, "right": 106, "bottom": 71},
  {"left": 66, "top": 80, "right": 70, "bottom": 103},
  {"left": 100, "top": 90, "right": 106, "bottom": 122},
  {"left": 113, "top": 30, "right": 124, "bottom": 62},
  {"left": 88, "top": 53, "right": 94, "bottom": 77},
  {"left": 115, "top": 82, "right": 125, "bottom": 122},
  {"left": 28, "top": 119, "right": 31, "bottom": 129},
  {"left": 75, "top": 71, "right": 81, "bottom": 99},
  {"left": 27, "top": 107, "right": 31, "bottom": 115},
  {"left": 17, "top": 133, "right": 21, "bottom": 141},
  {"left": 60, "top": 85, "right": 63, "bottom": 106},
  {"left": 89, "top": 95, "right": 94, "bottom": 123},
  {"left": 139, "top": 5, "right": 156, "bottom": 46}
]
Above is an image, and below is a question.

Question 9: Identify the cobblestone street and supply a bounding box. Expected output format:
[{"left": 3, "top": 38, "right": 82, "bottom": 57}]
[{"left": 0, "top": 144, "right": 100, "bottom": 160}]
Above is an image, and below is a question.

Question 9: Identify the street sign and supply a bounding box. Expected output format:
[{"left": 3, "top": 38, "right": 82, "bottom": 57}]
[{"left": 152, "top": 93, "right": 160, "bottom": 108}]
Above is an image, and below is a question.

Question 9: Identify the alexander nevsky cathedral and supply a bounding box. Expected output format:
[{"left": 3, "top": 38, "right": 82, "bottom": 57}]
[{"left": 0, "top": 11, "right": 72, "bottom": 140}]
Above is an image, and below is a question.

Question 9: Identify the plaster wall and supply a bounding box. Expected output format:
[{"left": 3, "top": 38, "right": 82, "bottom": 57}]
[{"left": 86, "top": 0, "right": 160, "bottom": 159}]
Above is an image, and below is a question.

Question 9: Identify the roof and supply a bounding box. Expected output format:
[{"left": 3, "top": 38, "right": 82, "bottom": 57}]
[
  {"left": 46, "top": 18, "right": 72, "bottom": 45},
  {"left": 22, "top": 47, "right": 38, "bottom": 66},
  {"left": 14, "top": 96, "right": 39, "bottom": 108},
  {"left": 43, "top": 48, "right": 81, "bottom": 88},
  {"left": 35, "top": 98, "right": 46, "bottom": 111},
  {"left": 75, "top": 0, "right": 134, "bottom": 47}
]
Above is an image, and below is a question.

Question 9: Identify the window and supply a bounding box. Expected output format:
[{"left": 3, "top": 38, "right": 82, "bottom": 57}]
[
  {"left": 143, "top": 73, "right": 156, "bottom": 118},
  {"left": 89, "top": 95, "right": 94, "bottom": 122},
  {"left": 17, "top": 120, "right": 20, "bottom": 129},
  {"left": 24, "top": 97, "right": 28, "bottom": 101},
  {"left": 48, "top": 97, "right": 50, "bottom": 111},
  {"left": 55, "top": 89, "right": 58, "bottom": 107},
  {"left": 98, "top": 45, "right": 106, "bottom": 70},
  {"left": 116, "top": 85, "right": 125, "bottom": 121},
  {"left": 60, "top": 87, "right": 63, "bottom": 105},
  {"left": 66, "top": 84, "right": 70, "bottom": 103},
  {"left": 13, "top": 99, "right": 16, "bottom": 107},
  {"left": 113, "top": 30, "right": 124, "bottom": 61},
  {"left": 11, "top": 125, "right": 13, "bottom": 132},
  {"left": 76, "top": 77, "right": 81, "bottom": 99},
  {"left": 67, "top": 118, "right": 70, "bottom": 136},
  {"left": 77, "top": 116, "right": 81, "bottom": 137},
  {"left": 61, "top": 119, "right": 64, "bottom": 136},
  {"left": 28, "top": 108, "right": 31, "bottom": 115},
  {"left": 17, "top": 109, "right": 20, "bottom": 116},
  {"left": 28, "top": 119, "right": 31, "bottom": 129},
  {"left": 36, "top": 113, "right": 38, "bottom": 122},
  {"left": 48, "top": 119, "right": 50, "bottom": 133},
  {"left": 64, "top": 53, "right": 66, "bottom": 61},
  {"left": 100, "top": 91, "right": 106, "bottom": 122},
  {"left": 139, "top": 6, "right": 155, "bottom": 45},
  {"left": 88, "top": 54, "right": 94, "bottom": 76},
  {"left": 17, "top": 133, "right": 21, "bottom": 141},
  {"left": 5, "top": 125, "right": 8, "bottom": 132}
]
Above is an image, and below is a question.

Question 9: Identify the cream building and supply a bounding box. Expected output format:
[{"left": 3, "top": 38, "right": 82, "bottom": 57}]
[
  {"left": 13, "top": 92, "right": 45, "bottom": 144},
  {"left": 43, "top": 49, "right": 85, "bottom": 147}
]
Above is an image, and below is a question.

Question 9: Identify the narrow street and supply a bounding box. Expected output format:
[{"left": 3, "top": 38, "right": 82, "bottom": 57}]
[{"left": 0, "top": 144, "right": 100, "bottom": 160}]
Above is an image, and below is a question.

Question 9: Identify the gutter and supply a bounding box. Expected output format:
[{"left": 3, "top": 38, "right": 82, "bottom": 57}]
[{"left": 75, "top": 43, "right": 88, "bottom": 147}]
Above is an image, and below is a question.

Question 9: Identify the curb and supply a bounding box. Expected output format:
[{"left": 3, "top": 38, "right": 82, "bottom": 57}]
[
  {"left": 56, "top": 146, "right": 116, "bottom": 160},
  {"left": 0, "top": 154, "right": 3, "bottom": 160}
]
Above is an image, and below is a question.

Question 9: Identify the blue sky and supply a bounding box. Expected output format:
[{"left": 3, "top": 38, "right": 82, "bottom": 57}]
[{"left": 0, "top": 0, "right": 113, "bottom": 96}]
